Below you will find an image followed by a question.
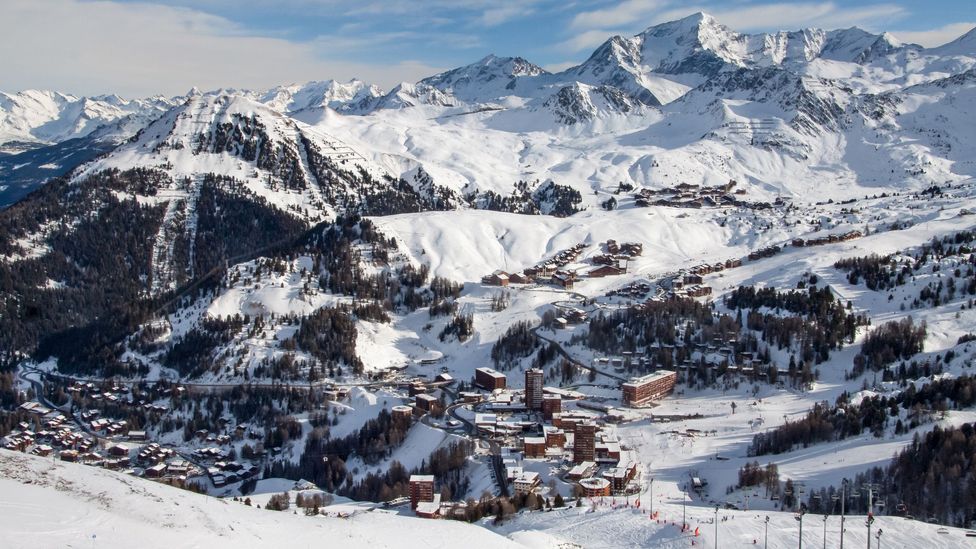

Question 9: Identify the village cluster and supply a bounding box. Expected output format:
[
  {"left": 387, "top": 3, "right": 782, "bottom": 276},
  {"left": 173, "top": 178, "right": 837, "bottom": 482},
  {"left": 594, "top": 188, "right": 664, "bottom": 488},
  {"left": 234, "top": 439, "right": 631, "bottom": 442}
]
[
  {"left": 632, "top": 180, "right": 777, "bottom": 210},
  {"left": 482, "top": 239, "right": 643, "bottom": 291},
  {"left": 405, "top": 365, "right": 678, "bottom": 518},
  {"left": 2, "top": 381, "right": 265, "bottom": 490}
]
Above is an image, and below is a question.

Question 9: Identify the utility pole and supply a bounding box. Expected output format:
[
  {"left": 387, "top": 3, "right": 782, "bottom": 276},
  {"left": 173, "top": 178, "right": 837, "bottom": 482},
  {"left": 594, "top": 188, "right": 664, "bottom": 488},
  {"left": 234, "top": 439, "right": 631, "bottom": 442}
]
[
  {"left": 649, "top": 477, "right": 654, "bottom": 518},
  {"left": 796, "top": 509, "right": 805, "bottom": 549},
  {"left": 764, "top": 515, "right": 770, "bottom": 549},
  {"left": 822, "top": 514, "right": 828, "bottom": 549},
  {"left": 839, "top": 481, "right": 846, "bottom": 549},
  {"left": 865, "top": 484, "right": 877, "bottom": 549},
  {"left": 714, "top": 504, "right": 720, "bottom": 549}
]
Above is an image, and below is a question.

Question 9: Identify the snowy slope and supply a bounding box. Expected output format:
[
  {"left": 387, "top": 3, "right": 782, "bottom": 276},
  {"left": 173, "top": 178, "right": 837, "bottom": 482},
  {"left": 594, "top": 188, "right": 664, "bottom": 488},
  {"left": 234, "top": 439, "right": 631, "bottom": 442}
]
[{"left": 0, "top": 450, "right": 537, "bottom": 549}]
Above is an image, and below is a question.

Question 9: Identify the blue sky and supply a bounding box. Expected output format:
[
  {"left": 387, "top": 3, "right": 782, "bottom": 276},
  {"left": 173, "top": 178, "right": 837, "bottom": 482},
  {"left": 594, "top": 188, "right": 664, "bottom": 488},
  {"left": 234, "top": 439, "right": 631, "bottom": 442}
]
[{"left": 1, "top": 0, "right": 973, "bottom": 96}]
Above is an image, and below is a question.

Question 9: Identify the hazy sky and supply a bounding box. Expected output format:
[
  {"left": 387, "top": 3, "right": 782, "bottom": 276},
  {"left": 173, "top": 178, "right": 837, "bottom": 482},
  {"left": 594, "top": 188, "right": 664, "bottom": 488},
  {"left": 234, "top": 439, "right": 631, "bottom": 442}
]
[{"left": 2, "top": 0, "right": 973, "bottom": 97}]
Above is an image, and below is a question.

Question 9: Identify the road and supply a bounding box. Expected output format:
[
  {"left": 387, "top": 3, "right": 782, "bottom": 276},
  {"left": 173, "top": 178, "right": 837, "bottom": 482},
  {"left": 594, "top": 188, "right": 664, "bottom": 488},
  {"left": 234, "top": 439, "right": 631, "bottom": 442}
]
[
  {"left": 418, "top": 399, "right": 510, "bottom": 498},
  {"left": 531, "top": 325, "right": 629, "bottom": 383}
]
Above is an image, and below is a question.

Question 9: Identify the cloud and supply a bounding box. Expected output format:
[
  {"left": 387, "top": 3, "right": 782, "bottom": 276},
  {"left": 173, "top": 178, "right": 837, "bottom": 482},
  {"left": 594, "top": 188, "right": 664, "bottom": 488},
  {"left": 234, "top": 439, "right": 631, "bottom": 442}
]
[
  {"left": 0, "top": 0, "right": 445, "bottom": 97},
  {"left": 543, "top": 61, "right": 581, "bottom": 73},
  {"left": 571, "top": 0, "right": 667, "bottom": 31},
  {"left": 560, "top": 1, "right": 913, "bottom": 55},
  {"left": 570, "top": 1, "right": 910, "bottom": 36},
  {"left": 556, "top": 29, "right": 625, "bottom": 53},
  {"left": 701, "top": 2, "right": 908, "bottom": 32},
  {"left": 891, "top": 22, "right": 976, "bottom": 48},
  {"left": 480, "top": 5, "right": 530, "bottom": 27}
]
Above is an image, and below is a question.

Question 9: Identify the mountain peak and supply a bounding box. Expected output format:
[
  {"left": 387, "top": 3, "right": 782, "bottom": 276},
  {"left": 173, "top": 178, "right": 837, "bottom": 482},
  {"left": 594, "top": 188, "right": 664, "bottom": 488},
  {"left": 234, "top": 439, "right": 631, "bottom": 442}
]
[
  {"left": 417, "top": 55, "right": 546, "bottom": 102},
  {"left": 641, "top": 11, "right": 720, "bottom": 35},
  {"left": 931, "top": 25, "right": 976, "bottom": 56}
]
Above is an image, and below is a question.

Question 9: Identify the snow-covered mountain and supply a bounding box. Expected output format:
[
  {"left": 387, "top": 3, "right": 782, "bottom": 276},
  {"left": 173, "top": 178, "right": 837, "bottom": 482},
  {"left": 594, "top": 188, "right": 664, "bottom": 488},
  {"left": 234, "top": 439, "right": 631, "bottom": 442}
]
[
  {"left": 419, "top": 54, "right": 549, "bottom": 103},
  {"left": 2, "top": 11, "right": 976, "bottom": 365},
  {"left": 258, "top": 79, "right": 384, "bottom": 114},
  {"left": 0, "top": 89, "right": 176, "bottom": 154},
  {"left": 4, "top": 14, "right": 976, "bottom": 547}
]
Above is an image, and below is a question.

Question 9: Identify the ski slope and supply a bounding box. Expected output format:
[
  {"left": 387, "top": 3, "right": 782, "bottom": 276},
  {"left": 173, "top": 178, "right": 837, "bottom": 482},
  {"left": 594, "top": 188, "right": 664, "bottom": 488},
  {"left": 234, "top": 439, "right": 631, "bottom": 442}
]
[{"left": 0, "top": 450, "right": 537, "bottom": 549}]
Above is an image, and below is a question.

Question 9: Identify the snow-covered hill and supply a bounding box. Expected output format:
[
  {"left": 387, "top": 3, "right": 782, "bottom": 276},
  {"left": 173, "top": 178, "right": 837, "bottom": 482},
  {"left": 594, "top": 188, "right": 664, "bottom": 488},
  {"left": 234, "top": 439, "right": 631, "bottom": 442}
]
[{"left": 0, "top": 450, "right": 537, "bottom": 549}]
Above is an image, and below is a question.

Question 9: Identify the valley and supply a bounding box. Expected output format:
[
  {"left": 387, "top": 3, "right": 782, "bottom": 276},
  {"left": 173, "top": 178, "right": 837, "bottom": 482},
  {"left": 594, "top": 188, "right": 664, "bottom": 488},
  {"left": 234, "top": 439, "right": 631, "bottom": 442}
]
[{"left": 1, "top": 11, "right": 976, "bottom": 548}]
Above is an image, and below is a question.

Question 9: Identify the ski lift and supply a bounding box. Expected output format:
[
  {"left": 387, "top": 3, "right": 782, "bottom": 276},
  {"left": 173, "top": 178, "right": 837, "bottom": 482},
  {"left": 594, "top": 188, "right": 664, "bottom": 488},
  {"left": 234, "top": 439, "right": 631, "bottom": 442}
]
[{"left": 875, "top": 500, "right": 885, "bottom": 510}]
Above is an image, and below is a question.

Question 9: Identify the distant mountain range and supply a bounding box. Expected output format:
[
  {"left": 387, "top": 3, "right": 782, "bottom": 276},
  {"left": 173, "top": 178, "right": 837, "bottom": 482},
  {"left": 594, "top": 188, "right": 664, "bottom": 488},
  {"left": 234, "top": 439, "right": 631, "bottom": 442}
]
[{"left": 0, "top": 11, "right": 971, "bottom": 395}]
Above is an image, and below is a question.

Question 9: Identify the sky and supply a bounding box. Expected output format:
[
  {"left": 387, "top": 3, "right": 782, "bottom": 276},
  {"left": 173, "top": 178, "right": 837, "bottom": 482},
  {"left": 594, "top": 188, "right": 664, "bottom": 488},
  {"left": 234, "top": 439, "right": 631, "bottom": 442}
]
[{"left": 1, "top": 0, "right": 973, "bottom": 97}]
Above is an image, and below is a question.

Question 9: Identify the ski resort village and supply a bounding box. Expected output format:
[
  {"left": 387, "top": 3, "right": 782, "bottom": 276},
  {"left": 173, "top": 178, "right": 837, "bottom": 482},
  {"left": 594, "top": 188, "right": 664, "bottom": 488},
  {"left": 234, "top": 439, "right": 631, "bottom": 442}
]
[{"left": 3, "top": 5, "right": 976, "bottom": 549}]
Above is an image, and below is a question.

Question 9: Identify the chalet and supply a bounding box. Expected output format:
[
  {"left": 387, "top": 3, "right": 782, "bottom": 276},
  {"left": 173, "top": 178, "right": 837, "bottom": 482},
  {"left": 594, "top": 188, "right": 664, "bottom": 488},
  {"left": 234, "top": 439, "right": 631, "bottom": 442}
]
[
  {"left": 686, "top": 285, "right": 713, "bottom": 297},
  {"left": 482, "top": 270, "right": 510, "bottom": 286},
  {"left": 563, "top": 308, "right": 588, "bottom": 323},
  {"left": 683, "top": 273, "right": 703, "bottom": 284},
  {"left": 107, "top": 444, "right": 130, "bottom": 457},
  {"left": 508, "top": 272, "right": 530, "bottom": 284},
  {"left": 146, "top": 463, "right": 166, "bottom": 476},
  {"left": 620, "top": 242, "right": 643, "bottom": 256},
  {"left": 415, "top": 495, "right": 442, "bottom": 519},
  {"left": 589, "top": 265, "right": 624, "bottom": 278},
  {"left": 19, "top": 402, "right": 52, "bottom": 416},
  {"left": 551, "top": 272, "right": 576, "bottom": 289}
]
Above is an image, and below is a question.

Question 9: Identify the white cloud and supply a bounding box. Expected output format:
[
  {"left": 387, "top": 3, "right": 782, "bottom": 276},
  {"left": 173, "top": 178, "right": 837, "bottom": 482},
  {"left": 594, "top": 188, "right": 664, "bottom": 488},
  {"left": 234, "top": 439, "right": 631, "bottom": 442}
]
[
  {"left": 570, "top": 1, "right": 910, "bottom": 37},
  {"left": 556, "top": 29, "right": 625, "bottom": 53},
  {"left": 480, "top": 5, "right": 529, "bottom": 27},
  {"left": 648, "top": 2, "right": 908, "bottom": 32},
  {"left": 891, "top": 22, "right": 976, "bottom": 48},
  {"left": 0, "top": 0, "right": 443, "bottom": 97},
  {"left": 571, "top": 0, "right": 667, "bottom": 31}
]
